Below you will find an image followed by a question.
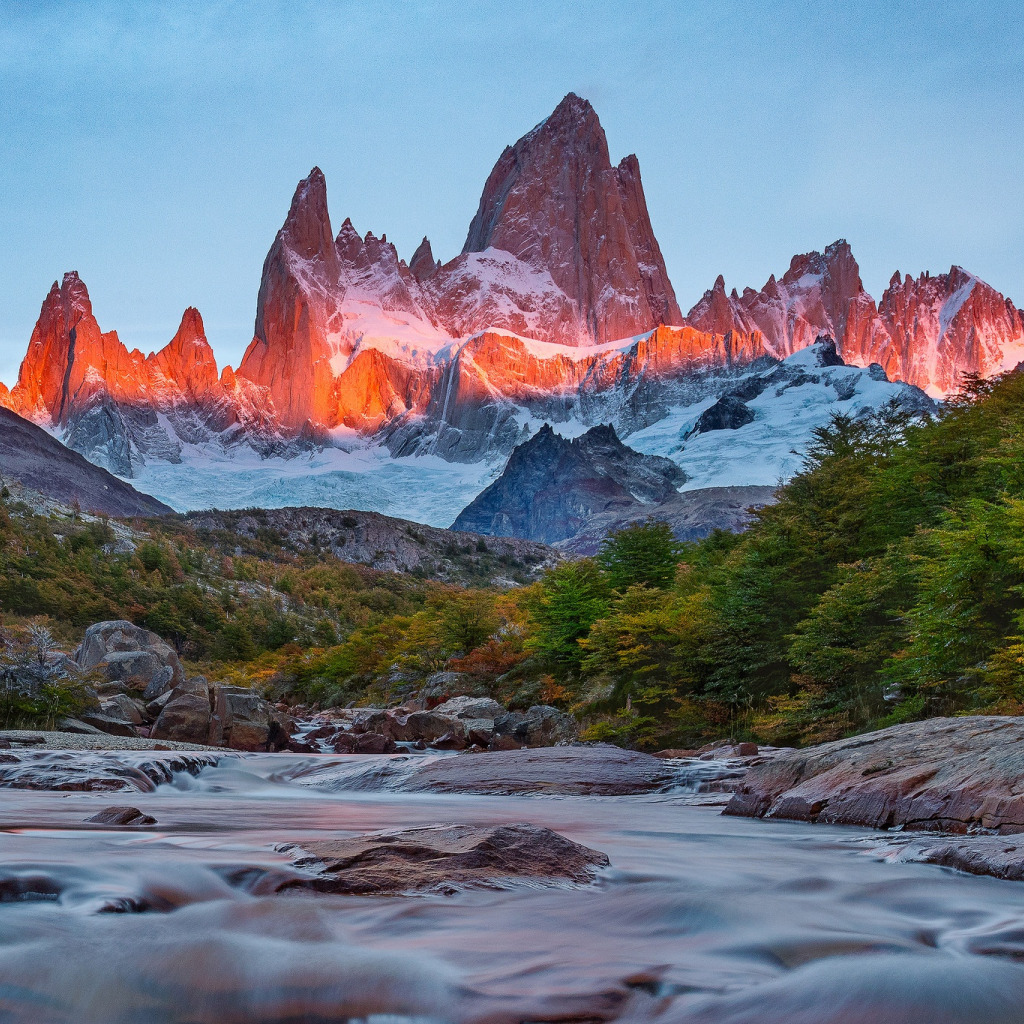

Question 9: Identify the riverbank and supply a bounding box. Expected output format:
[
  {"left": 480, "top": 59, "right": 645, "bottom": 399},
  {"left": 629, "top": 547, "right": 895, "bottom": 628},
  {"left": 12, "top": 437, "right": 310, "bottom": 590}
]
[{"left": 0, "top": 729, "right": 234, "bottom": 751}]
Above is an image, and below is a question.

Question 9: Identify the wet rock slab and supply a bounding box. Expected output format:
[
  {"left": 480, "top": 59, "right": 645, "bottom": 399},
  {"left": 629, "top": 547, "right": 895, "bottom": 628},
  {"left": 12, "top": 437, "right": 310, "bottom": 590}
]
[
  {"left": 0, "top": 750, "right": 222, "bottom": 792},
  {"left": 285, "top": 823, "right": 609, "bottom": 894},
  {"left": 725, "top": 716, "right": 1024, "bottom": 832},
  {"left": 400, "top": 744, "right": 676, "bottom": 796},
  {"left": 911, "top": 836, "right": 1024, "bottom": 882}
]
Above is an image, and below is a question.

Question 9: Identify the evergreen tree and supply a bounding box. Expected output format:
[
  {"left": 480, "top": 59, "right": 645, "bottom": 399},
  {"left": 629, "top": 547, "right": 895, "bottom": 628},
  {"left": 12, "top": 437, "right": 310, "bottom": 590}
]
[
  {"left": 526, "top": 560, "right": 610, "bottom": 676},
  {"left": 597, "top": 520, "right": 683, "bottom": 591}
]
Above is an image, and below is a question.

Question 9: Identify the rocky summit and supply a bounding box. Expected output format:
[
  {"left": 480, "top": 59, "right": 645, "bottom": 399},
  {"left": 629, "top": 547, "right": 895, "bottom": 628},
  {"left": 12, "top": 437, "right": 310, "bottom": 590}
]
[{"left": 452, "top": 423, "right": 686, "bottom": 544}]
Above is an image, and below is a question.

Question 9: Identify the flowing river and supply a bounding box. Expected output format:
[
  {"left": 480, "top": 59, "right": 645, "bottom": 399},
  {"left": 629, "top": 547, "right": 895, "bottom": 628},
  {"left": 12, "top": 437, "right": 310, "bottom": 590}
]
[{"left": 1, "top": 751, "right": 1024, "bottom": 1023}]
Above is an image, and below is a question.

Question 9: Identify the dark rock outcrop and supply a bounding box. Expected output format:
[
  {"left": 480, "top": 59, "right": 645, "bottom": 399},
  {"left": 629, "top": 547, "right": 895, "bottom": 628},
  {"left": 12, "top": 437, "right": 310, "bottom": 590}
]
[
  {"left": 452, "top": 423, "right": 685, "bottom": 543},
  {"left": 689, "top": 394, "right": 755, "bottom": 434},
  {"left": 285, "top": 823, "right": 609, "bottom": 894}
]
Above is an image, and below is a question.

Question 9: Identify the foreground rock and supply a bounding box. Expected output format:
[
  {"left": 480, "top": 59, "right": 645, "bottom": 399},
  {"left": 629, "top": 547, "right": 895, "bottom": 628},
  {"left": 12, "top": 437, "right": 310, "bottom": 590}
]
[
  {"left": 725, "top": 716, "right": 1024, "bottom": 832},
  {"left": 84, "top": 806, "right": 157, "bottom": 826},
  {"left": 71, "top": 620, "right": 290, "bottom": 751},
  {"left": 284, "top": 823, "right": 608, "bottom": 894},
  {"left": 0, "top": 750, "right": 221, "bottom": 792},
  {"left": 400, "top": 744, "right": 676, "bottom": 796}
]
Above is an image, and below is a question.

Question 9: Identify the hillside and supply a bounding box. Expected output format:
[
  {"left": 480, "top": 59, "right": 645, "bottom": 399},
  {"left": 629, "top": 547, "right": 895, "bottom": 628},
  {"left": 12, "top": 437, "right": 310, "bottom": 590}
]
[{"left": 0, "top": 407, "right": 170, "bottom": 517}]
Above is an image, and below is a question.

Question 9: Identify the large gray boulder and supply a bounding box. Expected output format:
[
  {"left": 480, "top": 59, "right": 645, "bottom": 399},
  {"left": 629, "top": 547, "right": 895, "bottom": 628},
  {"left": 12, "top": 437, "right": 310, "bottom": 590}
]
[
  {"left": 491, "top": 705, "right": 577, "bottom": 748},
  {"left": 75, "top": 621, "right": 184, "bottom": 701},
  {"left": 432, "top": 696, "right": 506, "bottom": 720},
  {"left": 211, "top": 685, "right": 290, "bottom": 751}
]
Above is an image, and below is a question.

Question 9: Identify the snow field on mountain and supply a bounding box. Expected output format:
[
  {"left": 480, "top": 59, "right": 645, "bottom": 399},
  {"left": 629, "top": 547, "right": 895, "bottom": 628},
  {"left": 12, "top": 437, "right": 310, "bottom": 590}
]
[
  {"left": 131, "top": 442, "right": 500, "bottom": 527},
  {"left": 628, "top": 349, "right": 930, "bottom": 492}
]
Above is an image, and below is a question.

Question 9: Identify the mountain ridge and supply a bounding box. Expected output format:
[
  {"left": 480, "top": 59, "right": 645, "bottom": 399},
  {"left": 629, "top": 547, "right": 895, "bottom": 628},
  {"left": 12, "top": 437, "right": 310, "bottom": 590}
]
[{"left": 2, "top": 94, "right": 1021, "bottom": 523}]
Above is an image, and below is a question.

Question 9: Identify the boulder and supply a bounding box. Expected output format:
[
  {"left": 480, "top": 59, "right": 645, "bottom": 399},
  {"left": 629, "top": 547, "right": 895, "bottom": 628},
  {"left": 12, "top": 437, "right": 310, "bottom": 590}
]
[
  {"left": 151, "top": 682, "right": 211, "bottom": 746},
  {"left": 212, "top": 685, "right": 291, "bottom": 752},
  {"left": 431, "top": 731, "right": 467, "bottom": 751},
  {"left": 75, "top": 621, "right": 184, "bottom": 701},
  {"left": 464, "top": 719, "right": 496, "bottom": 746},
  {"left": 100, "top": 693, "right": 144, "bottom": 726},
  {"left": 56, "top": 718, "right": 110, "bottom": 736},
  {"left": 285, "top": 823, "right": 609, "bottom": 894},
  {"left": 725, "top": 716, "right": 1024, "bottom": 832},
  {"left": 352, "top": 732, "right": 397, "bottom": 754},
  {"left": 491, "top": 704, "right": 577, "bottom": 748},
  {"left": 144, "top": 690, "right": 173, "bottom": 720},
  {"left": 77, "top": 712, "right": 139, "bottom": 738},
  {"left": 697, "top": 741, "right": 759, "bottom": 760},
  {"left": 85, "top": 806, "right": 157, "bottom": 826},
  {"left": 404, "top": 711, "right": 466, "bottom": 745},
  {"left": 432, "top": 695, "right": 506, "bottom": 720},
  {"left": 351, "top": 709, "right": 408, "bottom": 741}
]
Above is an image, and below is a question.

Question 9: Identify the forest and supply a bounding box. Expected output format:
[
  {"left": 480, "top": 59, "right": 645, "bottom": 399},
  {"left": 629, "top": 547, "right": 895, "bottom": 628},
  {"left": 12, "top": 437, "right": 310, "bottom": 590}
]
[{"left": 4, "top": 370, "right": 1024, "bottom": 747}]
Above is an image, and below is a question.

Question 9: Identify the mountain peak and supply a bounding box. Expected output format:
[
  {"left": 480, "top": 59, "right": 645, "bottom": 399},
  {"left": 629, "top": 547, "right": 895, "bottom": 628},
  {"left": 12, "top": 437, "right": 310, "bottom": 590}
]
[
  {"left": 409, "top": 236, "right": 438, "bottom": 282},
  {"left": 280, "top": 167, "right": 337, "bottom": 266},
  {"left": 460, "top": 95, "right": 680, "bottom": 343},
  {"left": 543, "top": 92, "right": 600, "bottom": 133}
]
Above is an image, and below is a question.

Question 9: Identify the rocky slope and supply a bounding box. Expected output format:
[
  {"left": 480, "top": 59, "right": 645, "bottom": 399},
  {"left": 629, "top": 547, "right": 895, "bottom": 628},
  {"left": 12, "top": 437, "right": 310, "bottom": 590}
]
[
  {"left": 0, "top": 407, "right": 171, "bottom": 517},
  {"left": 452, "top": 423, "right": 686, "bottom": 544},
  {"left": 181, "top": 506, "right": 558, "bottom": 584}
]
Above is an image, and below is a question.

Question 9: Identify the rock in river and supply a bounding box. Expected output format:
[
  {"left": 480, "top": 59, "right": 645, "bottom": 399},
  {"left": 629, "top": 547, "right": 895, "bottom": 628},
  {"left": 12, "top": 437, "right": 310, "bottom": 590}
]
[
  {"left": 725, "top": 715, "right": 1024, "bottom": 832},
  {"left": 284, "top": 823, "right": 608, "bottom": 894},
  {"left": 84, "top": 806, "right": 157, "bottom": 826},
  {"left": 400, "top": 744, "right": 676, "bottom": 796}
]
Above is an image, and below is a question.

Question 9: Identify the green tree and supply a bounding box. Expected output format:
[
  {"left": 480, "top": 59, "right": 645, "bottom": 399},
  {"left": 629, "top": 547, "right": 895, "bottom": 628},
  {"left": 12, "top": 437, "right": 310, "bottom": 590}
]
[
  {"left": 526, "top": 560, "right": 610, "bottom": 677},
  {"left": 597, "top": 520, "right": 683, "bottom": 591}
]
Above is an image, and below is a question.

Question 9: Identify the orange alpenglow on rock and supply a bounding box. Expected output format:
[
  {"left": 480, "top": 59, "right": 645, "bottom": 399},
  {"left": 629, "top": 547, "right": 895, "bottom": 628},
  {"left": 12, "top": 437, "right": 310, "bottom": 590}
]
[
  {"left": 236, "top": 167, "right": 348, "bottom": 431},
  {"left": 452, "top": 92, "right": 682, "bottom": 344},
  {"left": 4, "top": 94, "right": 1024, "bottom": 456}
]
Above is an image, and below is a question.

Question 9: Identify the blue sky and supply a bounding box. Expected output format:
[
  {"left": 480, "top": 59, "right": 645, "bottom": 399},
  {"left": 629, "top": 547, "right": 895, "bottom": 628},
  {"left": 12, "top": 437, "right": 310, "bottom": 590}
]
[{"left": 1, "top": 0, "right": 1021, "bottom": 384}]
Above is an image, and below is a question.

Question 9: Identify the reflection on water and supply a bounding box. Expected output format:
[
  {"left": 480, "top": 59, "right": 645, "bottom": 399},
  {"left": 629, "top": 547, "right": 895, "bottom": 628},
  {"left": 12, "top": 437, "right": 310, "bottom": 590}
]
[{"left": 0, "top": 752, "right": 1022, "bottom": 1022}]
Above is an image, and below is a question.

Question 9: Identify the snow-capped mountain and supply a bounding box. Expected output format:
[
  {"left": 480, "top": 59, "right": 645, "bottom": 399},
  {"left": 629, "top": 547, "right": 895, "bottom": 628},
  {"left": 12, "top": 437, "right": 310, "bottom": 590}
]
[
  {"left": 685, "top": 241, "right": 1024, "bottom": 396},
  {"left": 1, "top": 93, "right": 1021, "bottom": 526}
]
